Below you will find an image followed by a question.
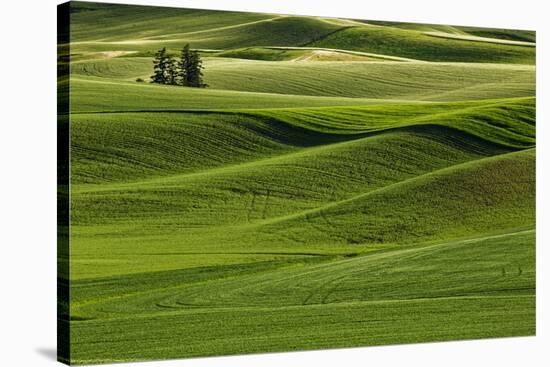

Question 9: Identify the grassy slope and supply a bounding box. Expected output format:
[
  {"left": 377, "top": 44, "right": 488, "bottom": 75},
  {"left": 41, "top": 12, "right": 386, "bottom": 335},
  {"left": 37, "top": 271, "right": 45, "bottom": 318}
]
[
  {"left": 77, "top": 16, "right": 344, "bottom": 52},
  {"left": 71, "top": 98, "right": 534, "bottom": 184},
  {"left": 263, "top": 149, "right": 534, "bottom": 245},
  {"left": 461, "top": 27, "right": 536, "bottom": 43},
  {"left": 363, "top": 20, "right": 535, "bottom": 43},
  {"left": 68, "top": 142, "right": 535, "bottom": 362},
  {"left": 70, "top": 230, "right": 534, "bottom": 363},
  {"left": 178, "top": 17, "right": 341, "bottom": 50},
  {"left": 204, "top": 59, "right": 534, "bottom": 99},
  {"left": 64, "top": 3, "right": 536, "bottom": 364},
  {"left": 423, "top": 31, "right": 535, "bottom": 47},
  {"left": 69, "top": 2, "right": 275, "bottom": 42},
  {"left": 69, "top": 97, "right": 534, "bottom": 282},
  {"left": 309, "top": 26, "right": 535, "bottom": 64},
  {"left": 69, "top": 2, "right": 534, "bottom": 65},
  {"left": 215, "top": 47, "right": 308, "bottom": 61},
  {"left": 69, "top": 146, "right": 534, "bottom": 280},
  {"left": 71, "top": 57, "right": 535, "bottom": 101},
  {"left": 70, "top": 294, "right": 534, "bottom": 363},
  {"left": 70, "top": 77, "right": 405, "bottom": 112},
  {"left": 74, "top": 230, "right": 534, "bottom": 316},
  {"left": 248, "top": 98, "right": 536, "bottom": 146},
  {"left": 213, "top": 47, "right": 384, "bottom": 61}
]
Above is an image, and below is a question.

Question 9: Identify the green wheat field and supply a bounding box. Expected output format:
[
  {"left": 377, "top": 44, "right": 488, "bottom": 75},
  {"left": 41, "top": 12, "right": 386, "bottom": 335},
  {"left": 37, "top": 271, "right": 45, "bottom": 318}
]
[{"left": 58, "top": 2, "right": 536, "bottom": 364}]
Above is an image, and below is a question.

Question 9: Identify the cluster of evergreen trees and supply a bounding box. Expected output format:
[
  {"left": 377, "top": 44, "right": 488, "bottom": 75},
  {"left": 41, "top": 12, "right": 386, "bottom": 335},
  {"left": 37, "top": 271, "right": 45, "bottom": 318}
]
[{"left": 150, "top": 44, "right": 206, "bottom": 87}]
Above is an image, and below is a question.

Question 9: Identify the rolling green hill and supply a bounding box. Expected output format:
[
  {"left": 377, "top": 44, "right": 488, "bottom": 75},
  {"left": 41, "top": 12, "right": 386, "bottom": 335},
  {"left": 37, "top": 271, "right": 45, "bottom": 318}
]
[
  {"left": 363, "top": 20, "right": 536, "bottom": 42},
  {"left": 69, "top": 76, "right": 406, "bottom": 112},
  {"left": 212, "top": 47, "right": 398, "bottom": 62},
  {"left": 309, "top": 26, "right": 535, "bottom": 64},
  {"left": 69, "top": 97, "right": 534, "bottom": 280},
  {"left": 68, "top": 2, "right": 535, "bottom": 64},
  {"left": 69, "top": 2, "right": 276, "bottom": 42},
  {"left": 70, "top": 4, "right": 343, "bottom": 53},
  {"left": 68, "top": 229, "right": 534, "bottom": 363},
  {"left": 263, "top": 149, "right": 534, "bottom": 245},
  {"left": 71, "top": 57, "right": 535, "bottom": 101},
  {"left": 61, "top": 2, "right": 536, "bottom": 364},
  {"left": 70, "top": 97, "right": 534, "bottom": 184}
]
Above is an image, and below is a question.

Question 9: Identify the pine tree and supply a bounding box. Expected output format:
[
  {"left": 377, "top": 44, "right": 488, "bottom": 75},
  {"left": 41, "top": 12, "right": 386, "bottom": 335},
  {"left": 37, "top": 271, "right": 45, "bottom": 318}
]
[
  {"left": 151, "top": 47, "right": 178, "bottom": 85},
  {"left": 187, "top": 49, "right": 206, "bottom": 87},
  {"left": 153, "top": 44, "right": 207, "bottom": 87},
  {"left": 150, "top": 47, "right": 169, "bottom": 84},
  {"left": 165, "top": 56, "right": 177, "bottom": 85},
  {"left": 177, "top": 44, "right": 190, "bottom": 86},
  {"left": 177, "top": 44, "right": 206, "bottom": 88}
]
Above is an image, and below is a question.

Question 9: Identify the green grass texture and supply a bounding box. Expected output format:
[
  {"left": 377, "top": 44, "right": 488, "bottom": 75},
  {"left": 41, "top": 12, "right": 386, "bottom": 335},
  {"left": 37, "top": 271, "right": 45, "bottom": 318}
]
[
  {"left": 61, "top": 2, "right": 536, "bottom": 364},
  {"left": 71, "top": 57, "right": 535, "bottom": 100}
]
